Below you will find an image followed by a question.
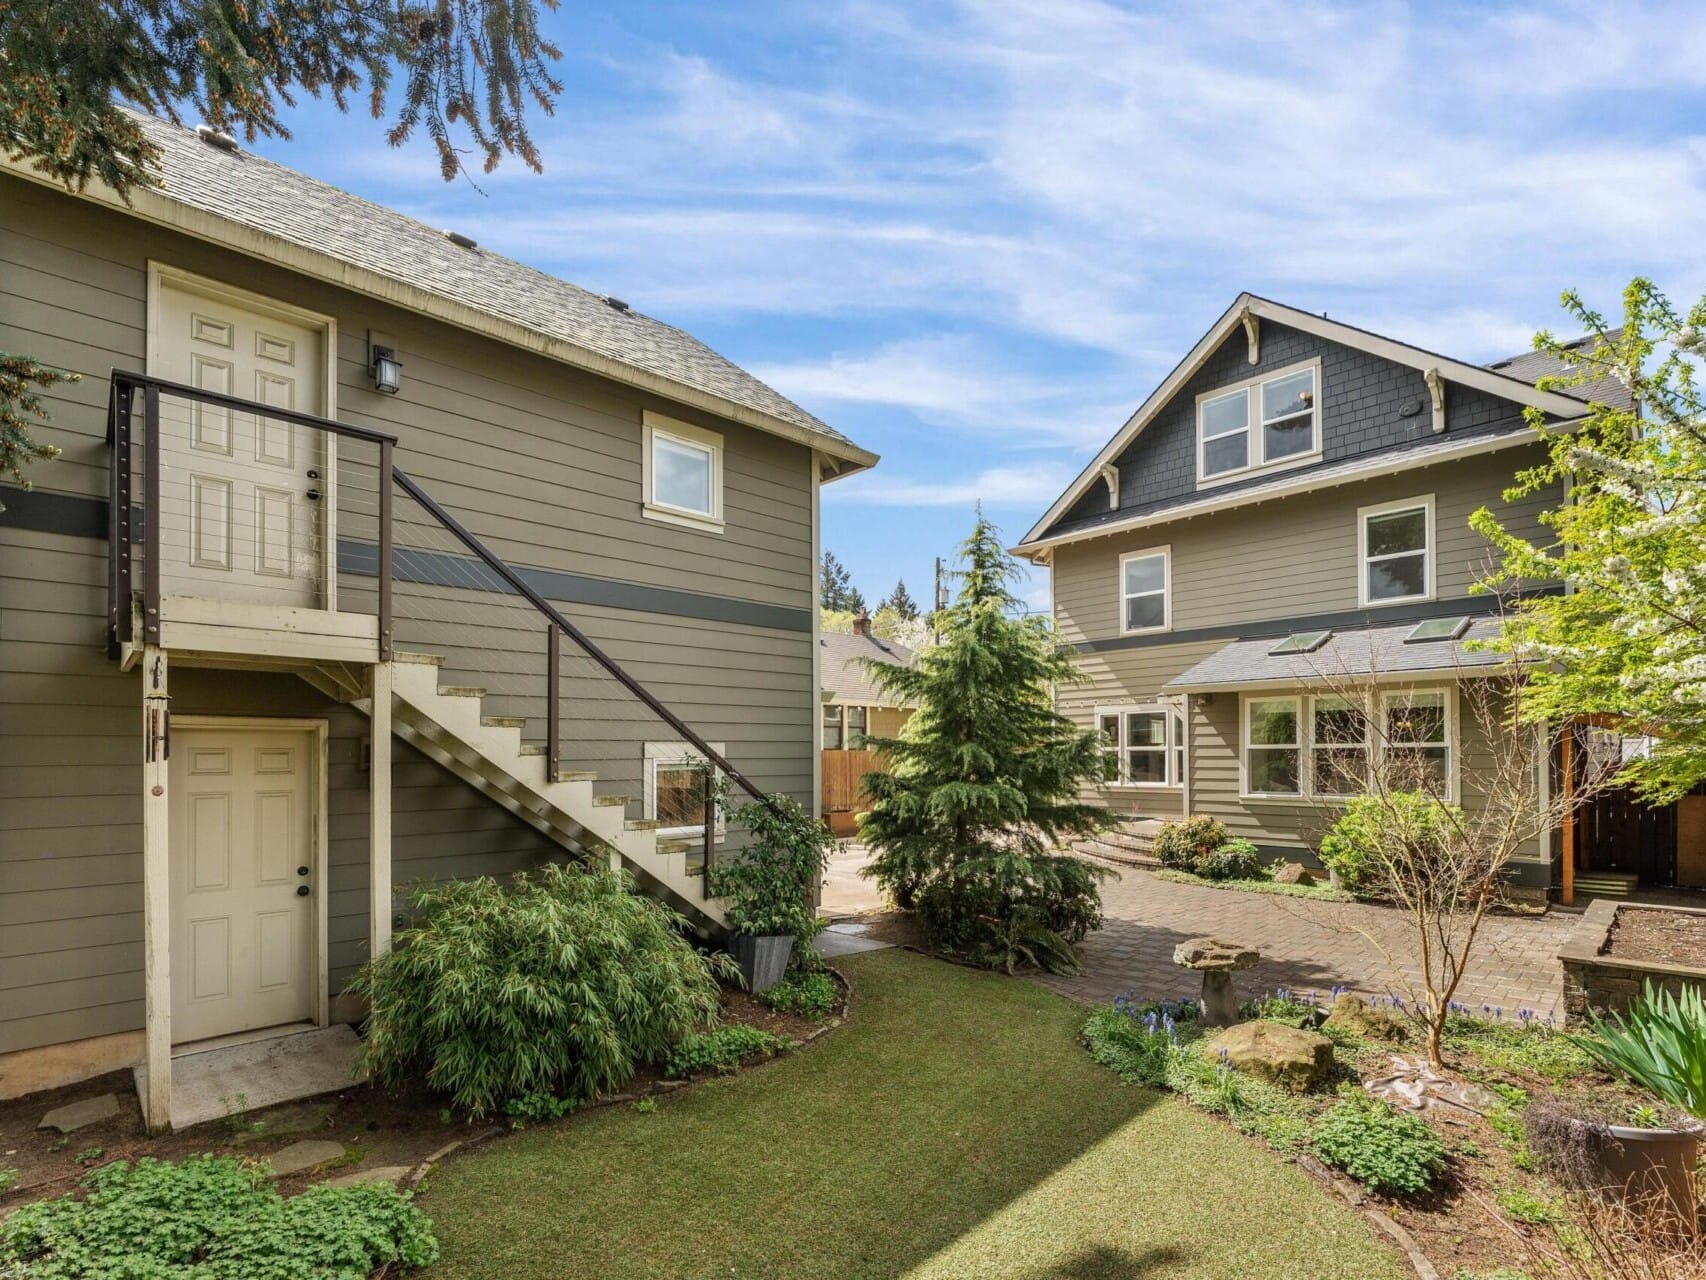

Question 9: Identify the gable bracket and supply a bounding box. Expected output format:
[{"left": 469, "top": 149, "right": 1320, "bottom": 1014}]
[
  {"left": 1423, "top": 367, "right": 1446, "bottom": 434},
  {"left": 1098, "top": 463, "right": 1120, "bottom": 509},
  {"left": 1239, "top": 306, "right": 1260, "bottom": 364}
]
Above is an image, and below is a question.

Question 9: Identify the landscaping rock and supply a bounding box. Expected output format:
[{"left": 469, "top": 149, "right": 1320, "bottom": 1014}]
[
  {"left": 1272, "top": 862, "right": 1315, "bottom": 886},
  {"left": 233, "top": 1100, "right": 337, "bottom": 1146},
  {"left": 325, "top": 1165, "right": 410, "bottom": 1188},
  {"left": 264, "top": 1139, "right": 345, "bottom": 1178},
  {"left": 1208, "top": 1022, "right": 1334, "bottom": 1092},
  {"left": 1174, "top": 937, "right": 1259, "bottom": 1026},
  {"left": 1322, "top": 993, "right": 1407, "bottom": 1043},
  {"left": 38, "top": 1094, "right": 120, "bottom": 1134}
]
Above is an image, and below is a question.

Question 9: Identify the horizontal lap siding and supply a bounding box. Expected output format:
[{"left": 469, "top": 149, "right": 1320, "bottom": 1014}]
[{"left": 0, "top": 175, "right": 817, "bottom": 1054}]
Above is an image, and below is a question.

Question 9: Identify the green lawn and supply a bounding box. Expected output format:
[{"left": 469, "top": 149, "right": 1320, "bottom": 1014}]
[{"left": 420, "top": 949, "right": 1405, "bottom": 1280}]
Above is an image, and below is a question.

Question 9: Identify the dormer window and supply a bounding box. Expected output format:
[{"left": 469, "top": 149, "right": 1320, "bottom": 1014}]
[{"left": 1196, "top": 359, "right": 1321, "bottom": 484}]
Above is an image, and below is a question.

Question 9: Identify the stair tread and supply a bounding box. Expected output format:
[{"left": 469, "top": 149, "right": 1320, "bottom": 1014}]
[
  {"left": 393, "top": 651, "right": 446, "bottom": 666},
  {"left": 481, "top": 716, "right": 528, "bottom": 728},
  {"left": 592, "top": 794, "right": 630, "bottom": 807},
  {"left": 555, "top": 771, "right": 597, "bottom": 783},
  {"left": 625, "top": 818, "right": 663, "bottom": 831},
  {"left": 437, "top": 685, "right": 487, "bottom": 698},
  {"left": 519, "top": 745, "right": 546, "bottom": 756}
]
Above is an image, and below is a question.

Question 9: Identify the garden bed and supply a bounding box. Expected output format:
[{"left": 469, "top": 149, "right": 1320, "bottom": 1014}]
[
  {"left": 1081, "top": 987, "right": 1663, "bottom": 1279},
  {"left": 1604, "top": 903, "right": 1706, "bottom": 965},
  {"left": 1149, "top": 867, "right": 1352, "bottom": 902},
  {"left": 1561, "top": 898, "right": 1706, "bottom": 1022}
]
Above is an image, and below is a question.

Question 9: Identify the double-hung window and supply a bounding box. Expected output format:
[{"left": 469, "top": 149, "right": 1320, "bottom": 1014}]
[
  {"left": 1240, "top": 689, "right": 1453, "bottom": 799},
  {"left": 1097, "top": 705, "right": 1185, "bottom": 787},
  {"left": 1360, "top": 496, "right": 1433, "bottom": 605},
  {"left": 644, "top": 741, "right": 727, "bottom": 840},
  {"left": 1196, "top": 360, "right": 1320, "bottom": 483},
  {"left": 822, "top": 705, "right": 868, "bottom": 751},
  {"left": 1382, "top": 690, "right": 1451, "bottom": 793},
  {"left": 1119, "top": 547, "right": 1170, "bottom": 634},
  {"left": 1244, "top": 697, "right": 1302, "bottom": 795},
  {"left": 643, "top": 410, "right": 723, "bottom": 531}
]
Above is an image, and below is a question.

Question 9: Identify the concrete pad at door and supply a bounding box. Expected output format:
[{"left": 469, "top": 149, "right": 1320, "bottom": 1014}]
[
  {"left": 265, "top": 1139, "right": 345, "bottom": 1178},
  {"left": 38, "top": 1094, "right": 121, "bottom": 1133}
]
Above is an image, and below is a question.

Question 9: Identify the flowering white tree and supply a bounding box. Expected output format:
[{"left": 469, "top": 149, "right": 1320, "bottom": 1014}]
[{"left": 1473, "top": 280, "right": 1706, "bottom": 801}]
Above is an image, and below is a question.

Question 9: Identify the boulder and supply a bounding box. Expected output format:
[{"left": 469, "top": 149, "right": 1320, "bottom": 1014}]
[
  {"left": 1322, "top": 993, "right": 1408, "bottom": 1043},
  {"left": 1272, "top": 862, "right": 1315, "bottom": 886},
  {"left": 1207, "top": 1022, "right": 1334, "bottom": 1092}
]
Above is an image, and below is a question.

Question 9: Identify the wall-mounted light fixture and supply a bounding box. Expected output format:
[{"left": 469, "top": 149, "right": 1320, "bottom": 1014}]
[{"left": 370, "top": 345, "right": 402, "bottom": 395}]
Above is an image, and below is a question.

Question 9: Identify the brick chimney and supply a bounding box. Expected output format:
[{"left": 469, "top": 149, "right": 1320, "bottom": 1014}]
[{"left": 852, "top": 612, "right": 871, "bottom": 637}]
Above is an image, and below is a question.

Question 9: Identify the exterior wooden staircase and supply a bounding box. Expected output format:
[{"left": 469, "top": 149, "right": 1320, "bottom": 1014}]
[
  {"left": 303, "top": 653, "right": 723, "bottom": 935},
  {"left": 1069, "top": 818, "right": 1163, "bottom": 868}
]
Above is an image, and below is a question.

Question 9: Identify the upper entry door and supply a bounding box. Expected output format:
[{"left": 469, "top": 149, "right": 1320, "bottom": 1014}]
[{"left": 154, "top": 281, "right": 328, "bottom": 608}]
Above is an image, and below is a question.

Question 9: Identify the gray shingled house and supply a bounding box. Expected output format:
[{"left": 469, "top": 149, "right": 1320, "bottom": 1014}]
[
  {"left": 1015, "top": 295, "right": 1704, "bottom": 899},
  {"left": 0, "top": 112, "right": 875, "bottom": 1128}
]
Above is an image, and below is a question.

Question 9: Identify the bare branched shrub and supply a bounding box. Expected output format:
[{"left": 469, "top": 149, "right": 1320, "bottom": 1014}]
[{"left": 1523, "top": 1193, "right": 1706, "bottom": 1279}]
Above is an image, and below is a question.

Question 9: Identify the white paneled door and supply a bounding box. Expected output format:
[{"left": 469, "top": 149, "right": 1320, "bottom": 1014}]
[
  {"left": 169, "top": 726, "right": 317, "bottom": 1044},
  {"left": 154, "top": 280, "right": 328, "bottom": 607}
]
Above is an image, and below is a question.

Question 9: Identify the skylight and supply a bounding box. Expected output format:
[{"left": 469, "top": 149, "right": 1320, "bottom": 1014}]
[
  {"left": 1269, "top": 630, "right": 1332, "bottom": 656},
  {"left": 1404, "top": 616, "right": 1471, "bottom": 644}
]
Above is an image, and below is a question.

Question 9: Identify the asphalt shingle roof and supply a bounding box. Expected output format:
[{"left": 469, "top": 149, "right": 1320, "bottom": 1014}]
[
  {"left": 125, "top": 112, "right": 869, "bottom": 462},
  {"left": 1163, "top": 617, "right": 1506, "bottom": 691},
  {"left": 820, "top": 631, "right": 916, "bottom": 707},
  {"left": 1485, "top": 330, "right": 1633, "bottom": 412}
]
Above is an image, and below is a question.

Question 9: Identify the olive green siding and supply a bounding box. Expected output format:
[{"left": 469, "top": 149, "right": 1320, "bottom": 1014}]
[
  {"left": 1050, "top": 441, "right": 1558, "bottom": 852},
  {"left": 0, "top": 174, "right": 817, "bottom": 1056}
]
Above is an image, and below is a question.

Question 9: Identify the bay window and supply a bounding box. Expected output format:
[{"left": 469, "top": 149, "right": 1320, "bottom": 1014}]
[{"left": 1240, "top": 689, "right": 1454, "bottom": 799}]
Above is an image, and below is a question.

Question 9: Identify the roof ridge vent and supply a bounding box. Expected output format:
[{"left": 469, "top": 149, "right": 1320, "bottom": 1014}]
[
  {"left": 602, "top": 295, "right": 631, "bottom": 314},
  {"left": 195, "top": 125, "right": 239, "bottom": 153},
  {"left": 442, "top": 229, "right": 478, "bottom": 250}
]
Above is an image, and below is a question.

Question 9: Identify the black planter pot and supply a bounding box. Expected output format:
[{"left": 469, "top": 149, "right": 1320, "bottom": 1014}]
[
  {"left": 1562, "top": 1114, "right": 1704, "bottom": 1229},
  {"left": 731, "top": 934, "right": 794, "bottom": 993}
]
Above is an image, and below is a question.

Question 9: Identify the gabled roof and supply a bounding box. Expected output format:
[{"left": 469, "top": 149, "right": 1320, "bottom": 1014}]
[
  {"left": 820, "top": 631, "right": 917, "bottom": 707},
  {"left": 1017, "top": 293, "right": 1602, "bottom": 549},
  {"left": 1, "top": 111, "right": 876, "bottom": 476}
]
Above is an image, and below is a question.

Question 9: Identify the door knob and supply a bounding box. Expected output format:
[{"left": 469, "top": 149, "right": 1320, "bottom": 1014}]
[
  {"left": 297, "top": 865, "right": 309, "bottom": 876},
  {"left": 296, "top": 885, "right": 311, "bottom": 897}
]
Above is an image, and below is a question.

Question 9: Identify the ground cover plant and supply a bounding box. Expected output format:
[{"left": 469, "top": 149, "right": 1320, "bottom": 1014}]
[
  {"left": 759, "top": 970, "right": 838, "bottom": 1019},
  {"left": 1309, "top": 1096, "right": 1447, "bottom": 1196},
  {"left": 349, "top": 862, "right": 733, "bottom": 1117},
  {"left": 664, "top": 1026, "right": 792, "bottom": 1078},
  {"left": 0, "top": 1155, "right": 437, "bottom": 1279},
  {"left": 421, "top": 949, "right": 1404, "bottom": 1279}
]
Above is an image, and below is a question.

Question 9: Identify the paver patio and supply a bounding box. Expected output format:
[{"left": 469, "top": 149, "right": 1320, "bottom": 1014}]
[{"left": 1034, "top": 866, "right": 1577, "bottom": 1020}]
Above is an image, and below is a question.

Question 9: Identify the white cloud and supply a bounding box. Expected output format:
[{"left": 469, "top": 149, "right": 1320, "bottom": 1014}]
[{"left": 828, "top": 462, "right": 1078, "bottom": 507}]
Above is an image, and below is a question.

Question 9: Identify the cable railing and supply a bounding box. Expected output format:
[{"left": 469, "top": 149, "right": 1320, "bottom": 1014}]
[{"left": 106, "top": 369, "right": 767, "bottom": 847}]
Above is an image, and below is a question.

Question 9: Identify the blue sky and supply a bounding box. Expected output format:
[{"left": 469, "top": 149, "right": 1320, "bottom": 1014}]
[{"left": 242, "top": 0, "right": 1706, "bottom": 612}]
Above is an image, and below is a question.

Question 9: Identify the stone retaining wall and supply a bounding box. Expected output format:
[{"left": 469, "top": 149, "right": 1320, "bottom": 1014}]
[{"left": 1558, "top": 899, "right": 1706, "bottom": 1024}]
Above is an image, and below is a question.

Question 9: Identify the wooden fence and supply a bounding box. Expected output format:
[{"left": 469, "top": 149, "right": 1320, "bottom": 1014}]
[{"left": 821, "top": 748, "right": 879, "bottom": 815}]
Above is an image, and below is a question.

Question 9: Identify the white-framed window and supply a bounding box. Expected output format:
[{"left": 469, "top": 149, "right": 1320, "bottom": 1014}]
[
  {"left": 822, "top": 705, "right": 869, "bottom": 751},
  {"left": 642, "top": 410, "right": 723, "bottom": 532},
  {"left": 1359, "top": 495, "right": 1434, "bottom": 606},
  {"left": 644, "top": 741, "right": 728, "bottom": 839},
  {"left": 1119, "top": 546, "right": 1171, "bottom": 634},
  {"left": 1243, "top": 696, "right": 1302, "bottom": 796},
  {"left": 1380, "top": 689, "right": 1453, "bottom": 796},
  {"left": 1096, "top": 703, "right": 1186, "bottom": 788},
  {"left": 1196, "top": 358, "right": 1321, "bottom": 484},
  {"left": 1239, "top": 687, "right": 1456, "bottom": 800}
]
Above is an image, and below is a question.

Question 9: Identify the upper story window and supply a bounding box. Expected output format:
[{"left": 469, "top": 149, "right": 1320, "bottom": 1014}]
[
  {"left": 643, "top": 410, "right": 724, "bottom": 532},
  {"left": 1119, "top": 546, "right": 1170, "bottom": 634},
  {"left": 1360, "top": 495, "right": 1434, "bottom": 606},
  {"left": 1196, "top": 359, "right": 1320, "bottom": 485}
]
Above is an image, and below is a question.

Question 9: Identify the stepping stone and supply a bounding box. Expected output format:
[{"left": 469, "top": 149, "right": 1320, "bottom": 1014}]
[
  {"left": 264, "top": 1139, "right": 345, "bottom": 1178},
  {"left": 38, "top": 1094, "right": 120, "bottom": 1134},
  {"left": 325, "top": 1164, "right": 410, "bottom": 1188},
  {"left": 233, "top": 1101, "right": 336, "bottom": 1146}
]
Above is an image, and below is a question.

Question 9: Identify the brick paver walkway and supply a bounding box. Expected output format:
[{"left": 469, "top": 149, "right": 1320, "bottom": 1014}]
[{"left": 1035, "top": 867, "right": 1576, "bottom": 1021}]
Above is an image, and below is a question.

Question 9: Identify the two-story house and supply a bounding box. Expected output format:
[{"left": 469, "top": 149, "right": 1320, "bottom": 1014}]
[
  {"left": 0, "top": 112, "right": 875, "bottom": 1128},
  {"left": 1015, "top": 294, "right": 1670, "bottom": 898}
]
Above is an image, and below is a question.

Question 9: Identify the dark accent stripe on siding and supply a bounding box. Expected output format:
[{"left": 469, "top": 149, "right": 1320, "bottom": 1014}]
[
  {"left": 0, "top": 486, "right": 107, "bottom": 538},
  {"left": 1075, "top": 589, "right": 1562, "bottom": 654},
  {"left": 0, "top": 486, "right": 810, "bottom": 633}
]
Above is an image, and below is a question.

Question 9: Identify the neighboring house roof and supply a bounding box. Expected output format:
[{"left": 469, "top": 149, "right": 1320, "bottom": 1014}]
[
  {"left": 0, "top": 111, "right": 876, "bottom": 476},
  {"left": 1162, "top": 618, "right": 1506, "bottom": 693},
  {"left": 820, "top": 631, "right": 917, "bottom": 707},
  {"left": 1017, "top": 294, "right": 1605, "bottom": 550},
  {"left": 1485, "top": 331, "right": 1630, "bottom": 410}
]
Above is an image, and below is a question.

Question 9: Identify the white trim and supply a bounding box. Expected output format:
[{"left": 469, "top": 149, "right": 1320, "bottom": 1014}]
[
  {"left": 1018, "top": 292, "right": 1592, "bottom": 547},
  {"left": 810, "top": 451, "right": 823, "bottom": 825},
  {"left": 1194, "top": 357, "right": 1322, "bottom": 487},
  {"left": 1118, "top": 545, "right": 1172, "bottom": 636},
  {"left": 4, "top": 156, "right": 876, "bottom": 474},
  {"left": 642, "top": 410, "right": 724, "bottom": 532},
  {"left": 1358, "top": 493, "right": 1436, "bottom": 608},
  {"left": 1094, "top": 702, "right": 1184, "bottom": 789},
  {"left": 367, "top": 662, "right": 393, "bottom": 962},
  {"left": 146, "top": 263, "right": 341, "bottom": 606},
  {"left": 1240, "top": 693, "right": 1304, "bottom": 800},
  {"left": 1014, "top": 426, "right": 1562, "bottom": 559},
  {"left": 643, "top": 741, "right": 728, "bottom": 841},
  {"left": 140, "top": 645, "right": 172, "bottom": 1131}
]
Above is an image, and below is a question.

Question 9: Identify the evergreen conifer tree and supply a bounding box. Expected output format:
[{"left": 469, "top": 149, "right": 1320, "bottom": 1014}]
[
  {"left": 858, "top": 515, "right": 1111, "bottom": 972},
  {"left": 883, "top": 580, "right": 920, "bottom": 620},
  {"left": 819, "top": 551, "right": 853, "bottom": 611}
]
